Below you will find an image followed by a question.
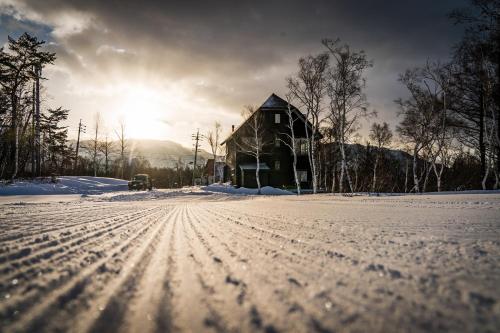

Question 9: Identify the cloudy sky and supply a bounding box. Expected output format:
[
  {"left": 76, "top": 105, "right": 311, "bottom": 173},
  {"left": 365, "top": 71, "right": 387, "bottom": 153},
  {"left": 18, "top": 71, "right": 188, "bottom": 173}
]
[{"left": 0, "top": 0, "right": 467, "bottom": 147}]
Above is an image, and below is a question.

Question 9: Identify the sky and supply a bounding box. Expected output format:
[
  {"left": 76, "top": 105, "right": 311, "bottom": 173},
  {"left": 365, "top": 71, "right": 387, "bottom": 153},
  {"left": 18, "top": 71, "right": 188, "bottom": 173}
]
[{"left": 0, "top": 0, "right": 468, "bottom": 148}]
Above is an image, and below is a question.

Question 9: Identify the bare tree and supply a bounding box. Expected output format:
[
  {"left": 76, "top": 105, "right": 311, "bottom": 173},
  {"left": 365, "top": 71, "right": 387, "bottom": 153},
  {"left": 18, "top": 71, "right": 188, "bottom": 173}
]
[
  {"left": 278, "top": 94, "right": 301, "bottom": 194},
  {"left": 90, "top": 113, "right": 101, "bottom": 177},
  {"left": 115, "top": 120, "right": 127, "bottom": 179},
  {"left": 396, "top": 69, "right": 440, "bottom": 193},
  {"left": 99, "top": 134, "right": 114, "bottom": 177},
  {"left": 206, "top": 121, "right": 222, "bottom": 183},
  {"left": 369, "top": 122, "right": 393, "bottom": 192},
  {"left": 233, "top": 106, "right": 272, "bottom": 194},
  {"left": 287, "top": 53, "right": 329, "bottom": 194},
  {"left": 323, "top": 38, "right": 374, "bottom": 194}
]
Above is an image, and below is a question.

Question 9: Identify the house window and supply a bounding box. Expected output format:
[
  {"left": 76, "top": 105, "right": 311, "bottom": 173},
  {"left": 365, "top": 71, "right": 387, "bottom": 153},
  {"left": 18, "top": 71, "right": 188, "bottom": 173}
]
[
  {"left": 274, "top": 160, "right": 280, "bottom": 170},
  {"left": 294, "top": 138, "right": 308, "bottom": 156},
  {"left": 297, "top": 170, "right": 307, "bottom": 182},
  {"left": 275, "top": 113, "right": 281, "bottom": 124},
  {"left": 274, "top": 134, "right": 280, "bottom": 147}
]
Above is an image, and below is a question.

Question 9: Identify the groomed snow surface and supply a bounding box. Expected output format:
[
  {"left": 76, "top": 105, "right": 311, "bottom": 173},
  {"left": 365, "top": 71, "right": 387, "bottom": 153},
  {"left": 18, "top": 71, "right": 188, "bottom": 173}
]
[{"left": 0, "top": 182, "right": 499, "bottom": 332}]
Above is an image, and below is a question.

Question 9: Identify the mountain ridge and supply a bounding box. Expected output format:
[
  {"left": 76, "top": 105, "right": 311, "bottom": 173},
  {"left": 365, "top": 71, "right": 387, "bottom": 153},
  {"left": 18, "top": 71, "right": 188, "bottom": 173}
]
[{"left": 72, "top": 139, "right": 212, "bottom": 168}]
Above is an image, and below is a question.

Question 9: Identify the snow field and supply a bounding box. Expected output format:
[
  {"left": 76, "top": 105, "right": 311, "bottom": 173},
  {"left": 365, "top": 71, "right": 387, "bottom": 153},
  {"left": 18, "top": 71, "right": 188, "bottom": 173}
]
[{"left": 0, "top": 193, "right": 499, "bottom": 332}]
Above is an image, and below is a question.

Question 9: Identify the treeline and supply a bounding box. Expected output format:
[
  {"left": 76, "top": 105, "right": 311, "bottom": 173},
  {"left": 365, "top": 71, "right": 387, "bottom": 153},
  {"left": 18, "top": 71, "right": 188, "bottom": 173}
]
[{"left": 286, "top": 0, "right": 499, "bottom": 193}]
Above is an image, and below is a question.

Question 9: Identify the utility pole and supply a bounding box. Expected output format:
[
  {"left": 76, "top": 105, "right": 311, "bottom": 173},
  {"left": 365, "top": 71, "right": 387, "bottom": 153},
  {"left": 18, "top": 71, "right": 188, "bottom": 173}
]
[
  {"left": 35, "top": 65, "right": 41, "bottom": 177},
  {"left": 192, "top": 129, "right": 200, "bottom": 186},
  {"left": 74, "top": 119, "right": 86, "bottom": 173}
]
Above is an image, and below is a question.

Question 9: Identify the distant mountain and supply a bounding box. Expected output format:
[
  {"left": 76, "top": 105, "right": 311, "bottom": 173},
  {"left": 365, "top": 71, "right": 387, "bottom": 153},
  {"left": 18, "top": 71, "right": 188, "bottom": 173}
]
[
  {"left": 127, "top": 139, "right": 211, "bottom": 168},
  {"left": 73, "top": 139, "right": 211, "bottom": 168}
]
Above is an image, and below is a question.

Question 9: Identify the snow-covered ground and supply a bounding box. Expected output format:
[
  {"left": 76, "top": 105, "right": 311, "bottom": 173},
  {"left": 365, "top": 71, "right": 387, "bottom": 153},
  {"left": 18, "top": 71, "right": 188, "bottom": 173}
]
[
  {"left": 0, "top": 192, "right": 499, "bottom": 332},
  {"left": 0, "top": 177, "right": 294, "bottom": 199},
  {"left": 0, "top": 176, "right": 128, "bottom": 195}
]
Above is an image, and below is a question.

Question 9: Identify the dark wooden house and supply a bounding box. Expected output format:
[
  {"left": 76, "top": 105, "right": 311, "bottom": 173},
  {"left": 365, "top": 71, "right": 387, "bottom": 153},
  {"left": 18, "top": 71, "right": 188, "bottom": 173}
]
[{"left": 221, "top": 93, "right": 317, "bottom": 189}]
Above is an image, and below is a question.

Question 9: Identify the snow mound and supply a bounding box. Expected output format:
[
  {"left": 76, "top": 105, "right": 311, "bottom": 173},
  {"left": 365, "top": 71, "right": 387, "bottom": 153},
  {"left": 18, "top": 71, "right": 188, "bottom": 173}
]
[
  {"left": 202, "top": 183, "right": 293, "bottom": 195},
  {"left": 96, "top": 188, "right": 212, "bottom": 201},
  {"left": 0, "top": 176, "right": 128, "bottom": 195},
  {"left": 91, "top": 184, "right": 292, "bottom": 202}
]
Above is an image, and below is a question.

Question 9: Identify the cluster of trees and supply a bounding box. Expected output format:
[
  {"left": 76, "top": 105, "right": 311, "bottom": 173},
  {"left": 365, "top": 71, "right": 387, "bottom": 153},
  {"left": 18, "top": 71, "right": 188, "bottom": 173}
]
[
  {"left": 396, "top": 0, "right": 499, "bottom": 191},
  {"left": 0, "top": 33, "right": 64, "bottom": 180},
  {"left": 284, "top": 0, "right": 499, "bottom": 193},
  {"left": 0, "top": 33, "right": 130, "bottom": 181}
]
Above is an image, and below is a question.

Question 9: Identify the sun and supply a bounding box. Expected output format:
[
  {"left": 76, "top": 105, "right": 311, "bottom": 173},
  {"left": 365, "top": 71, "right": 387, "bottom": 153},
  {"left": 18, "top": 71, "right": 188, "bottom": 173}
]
[{"left": 112, "top": 84, "right": 170, "bottom": 140}]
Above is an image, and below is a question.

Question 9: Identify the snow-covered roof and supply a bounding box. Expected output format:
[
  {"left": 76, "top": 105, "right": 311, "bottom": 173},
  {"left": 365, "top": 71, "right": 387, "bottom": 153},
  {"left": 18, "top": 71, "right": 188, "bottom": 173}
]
[
  {"left": 239, "top": 163, "right": 270, "bottom": 171},
  {"left": 261, "top": 94, "right": 289, "bottom": 108}
]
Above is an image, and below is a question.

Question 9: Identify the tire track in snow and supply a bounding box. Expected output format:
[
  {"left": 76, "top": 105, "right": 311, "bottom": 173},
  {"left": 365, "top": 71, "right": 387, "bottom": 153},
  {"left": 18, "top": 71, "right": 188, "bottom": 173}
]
[
  {"left": 0, "top": 207, "right": 165, "bottom": 303},
  {"left": 0, "top": 204, "right": 148, "bottom": 243},
  {"left": 194, "top": 204, "right": 378, "bottom": 332},
  {"left": 122, "top": 210, "right": 178, "bottom": 333},
  {"left": 187, "top": 205, "right": 300, "bottom": 332},
  {"left": 81, "top": 206, "right": 179, "bottom": 333},
  {"left": 1, "top": 205, "right": 167, "bottom": 332},
  {"left": 168, "top": 205, "right": 223, "bottom": 333}
]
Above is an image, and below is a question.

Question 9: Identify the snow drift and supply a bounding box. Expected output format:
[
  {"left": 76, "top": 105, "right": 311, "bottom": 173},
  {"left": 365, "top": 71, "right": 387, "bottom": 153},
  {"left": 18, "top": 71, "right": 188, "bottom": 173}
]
[
  {"left": 0, "top": 176, "right": 128, "bottom": 195},
  {"left": 202, "top": 183, "right": 293, "bottom": 195}
]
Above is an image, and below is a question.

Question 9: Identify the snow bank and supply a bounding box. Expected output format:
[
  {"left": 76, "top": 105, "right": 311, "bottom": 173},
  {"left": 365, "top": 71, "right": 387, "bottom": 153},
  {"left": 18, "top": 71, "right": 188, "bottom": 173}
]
[
  {"left": 202, "top": 183, "right": 293, "bottom": 195},
  {"left": 0, "top": 176, "right": 128, "bottom": 195},
  {"left": 95, "top": 188, "right": 212, "bottom": 201},
  {"left": 91, "top": 184, "right": 292, "bottom": 202}
]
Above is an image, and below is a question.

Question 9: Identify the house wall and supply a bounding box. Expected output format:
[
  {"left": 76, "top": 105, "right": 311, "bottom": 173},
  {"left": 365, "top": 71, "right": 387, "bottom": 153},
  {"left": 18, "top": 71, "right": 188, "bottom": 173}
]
[{"left": 225, "top": 107, "right": 315, "bottom": 189}]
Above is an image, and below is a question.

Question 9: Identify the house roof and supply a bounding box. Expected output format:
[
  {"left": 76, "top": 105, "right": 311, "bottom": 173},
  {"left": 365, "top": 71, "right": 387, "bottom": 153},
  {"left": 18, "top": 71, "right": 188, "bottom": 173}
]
[{"left": 220, "top": 93, "right": 313, "bottom": 145}]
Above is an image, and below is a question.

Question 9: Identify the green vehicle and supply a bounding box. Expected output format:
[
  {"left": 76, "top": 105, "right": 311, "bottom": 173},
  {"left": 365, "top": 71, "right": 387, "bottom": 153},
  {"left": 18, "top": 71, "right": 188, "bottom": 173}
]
[{"left": 128, "top": 174, "right": 153, "bottom": 191}]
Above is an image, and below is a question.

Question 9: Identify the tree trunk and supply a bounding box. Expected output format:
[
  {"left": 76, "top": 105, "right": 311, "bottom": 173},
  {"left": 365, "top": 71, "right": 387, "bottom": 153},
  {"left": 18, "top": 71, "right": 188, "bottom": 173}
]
[
  {"left": 10, "top": 92, "right": 18, "bottom": 180},
  {"left": 432, "top": 161, "right": 444, "bottom": 192},
  {"left": 422, "top": 161, "right": 432, "bottom": 193},
  {"left": 256, "top": 154, "right": 261, "bottom": 194},
  {"left": 121, "top": 149, "right": 125, "bottom": 179},
  {"left": 412, "top": 146, "right": 420, "bottom": 193},
  {"left": 339, "top": 160, "right": 344, "bottom": 194},
  {"left": 331, "top": 167, "right": 336, "bottom": 193},
  {"left": 479, "top": 89, "right": 486, "bottom": 189},
  {"left": 372, "top": 154, "right": 379, "bottom": 193},
  {"left": 339, "top": 140, "right": 354, "bottom": 193},
  {"left": 311, "top": 134, "right": 318, "bottom": 194},
  {"left": 404, "top": 159, "right": 409, "bottom": 193},
  {"left": 31, "top": 83, "right": 35, "bottom": 177},
  {"left": 293, "top": 152, "right": 300, "bottom": 195},
  {"left": 291, "top": 141, "right": 300, "bottom": 195},
  {"left": 213, "top": 155, "right": 217, "bottom": 183}
]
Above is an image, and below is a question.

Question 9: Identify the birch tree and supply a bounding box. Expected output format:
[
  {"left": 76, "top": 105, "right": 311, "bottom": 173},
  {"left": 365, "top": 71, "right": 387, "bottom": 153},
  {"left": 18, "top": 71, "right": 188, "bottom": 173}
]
[
  {"left": 287, "top": 53, "right": 329, "bottom": 193},
  {"left": 396, "top": 69, "right": 439, "bottom": 193},
  {"left": 233, "top": 106, "right": 272, "bottom": 194},
  {"left": 369, "top": 122, "right": 393, "bottom": 192},
  {"left": 99, "top": 134, "right": 114, "bottom": 177},
  {"left": 206, "top": 121, "right": 222, "bottom": 183},
  {"left": 90, "top": 113, "right": 101, "bottom": 177},
  {"left": 278, "top": 94, "right": 301, "bottom": 194},
  {"left": 323, "top": 38, "right": 374, "bottom": 193},
  {"left": 115, "top": 120, "right": 127, "bottom": 179}
]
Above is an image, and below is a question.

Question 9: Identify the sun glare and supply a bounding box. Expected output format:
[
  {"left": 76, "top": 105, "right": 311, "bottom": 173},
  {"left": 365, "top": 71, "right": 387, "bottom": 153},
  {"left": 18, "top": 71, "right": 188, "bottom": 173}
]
[{"left": 111, "top": 84, "right": 170, "bottom": 140}]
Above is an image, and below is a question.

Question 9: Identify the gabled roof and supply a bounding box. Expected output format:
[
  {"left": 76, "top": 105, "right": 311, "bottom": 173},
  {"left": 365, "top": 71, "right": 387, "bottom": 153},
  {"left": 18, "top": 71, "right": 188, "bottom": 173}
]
[
  {"left": 221, "top": 93, "right": 313, "bottom": 145},
  {"left": 260, "top": 93, "right": 290, "bottom": 109}
]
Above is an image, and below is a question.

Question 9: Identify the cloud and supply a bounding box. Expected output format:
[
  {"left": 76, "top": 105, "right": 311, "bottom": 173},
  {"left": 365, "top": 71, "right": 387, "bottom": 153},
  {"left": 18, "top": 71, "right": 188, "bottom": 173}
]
[{"left": 0, "top": 0, "right": 467, "bottom": 145}]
